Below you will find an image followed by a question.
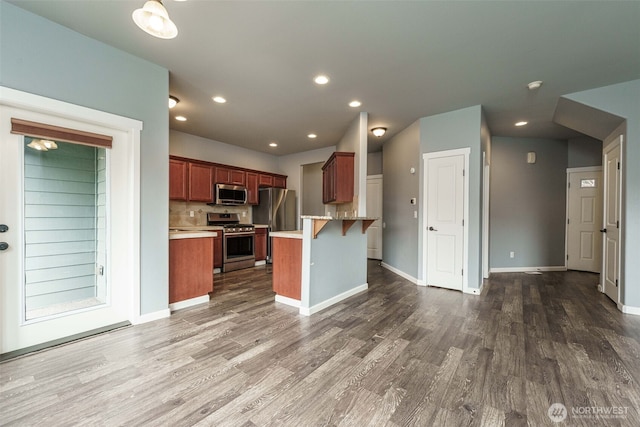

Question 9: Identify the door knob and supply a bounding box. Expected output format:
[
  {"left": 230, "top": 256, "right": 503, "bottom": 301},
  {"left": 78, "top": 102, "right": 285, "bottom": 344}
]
[
  {"left": 428, "top": 226, "right": 438, "bottom": 231},
  {"left": 600, "top": 228, "right": 607, "bottom": 233},
  {"left": 0, "top": 242, "right": 8, "bottom": 251},
  {"left": 0, "top": 224, "right": 7, "bottom": 233}
]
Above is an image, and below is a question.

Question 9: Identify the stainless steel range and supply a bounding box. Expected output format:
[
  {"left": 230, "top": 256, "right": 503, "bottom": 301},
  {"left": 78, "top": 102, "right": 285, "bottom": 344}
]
[{"left": 207, "top": 213, "right": 255, "bottom": 272}]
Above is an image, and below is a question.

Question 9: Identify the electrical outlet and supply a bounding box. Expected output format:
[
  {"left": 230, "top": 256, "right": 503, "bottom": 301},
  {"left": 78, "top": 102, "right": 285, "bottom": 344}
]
[
  {"left": 413, "top": 210, "right": 418, "bottom": 219},
  {"left": 382, "top": 222, "right": 386, "bottom": 228},
  {"left": 242, "top": 211, "right": 246, "bottom": 217},
  {"left": 510, "top": 251, "right": 515, "bottom": 258},
  {"left": 189, "top": 210, "right": 195, "bottom": 218}
]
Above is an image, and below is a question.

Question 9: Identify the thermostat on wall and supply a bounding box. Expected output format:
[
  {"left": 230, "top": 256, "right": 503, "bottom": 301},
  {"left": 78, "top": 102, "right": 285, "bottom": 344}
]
[{"left": 527, "top": 152, "right": 536, "bottom": 164}]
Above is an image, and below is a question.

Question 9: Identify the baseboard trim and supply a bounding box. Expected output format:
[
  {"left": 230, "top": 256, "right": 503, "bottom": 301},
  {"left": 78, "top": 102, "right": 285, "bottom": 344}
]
[
  {"left": 300, "top": 283, "right": 368, "bottom": 316},
  {"left": 463, "top": 282, "right": 483, "bottom": 295},
  {"left": 490, "top": 266, "right": 567, "bottom": 273},
  {"left": 380, "top": 262, "right": 418, "bottom": 284},
  {"left": 619, "top": 304, "right": 640, "bottom": 316},
  {"left": 275, "top": 295, "right": 301, "bottom": 308},
  {"left": 132, "top": 308, "right": 170, "bottom": 324},
  {"left": 169, "top": 295, "right": 210, "bottom": 312}
]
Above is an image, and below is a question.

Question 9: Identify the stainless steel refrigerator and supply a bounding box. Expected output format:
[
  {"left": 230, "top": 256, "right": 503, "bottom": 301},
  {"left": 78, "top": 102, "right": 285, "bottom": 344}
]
[{"left": 253, "top": 188, "right": 297, "bottom": 263}]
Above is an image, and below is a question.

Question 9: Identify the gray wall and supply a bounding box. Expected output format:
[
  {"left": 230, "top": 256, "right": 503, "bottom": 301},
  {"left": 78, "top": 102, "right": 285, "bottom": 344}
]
[
  {"left": 420, "top": 105, "right": 483, "bottom": 288},
  {"left": 301, "top": 162, "right": 324, "bottom": 216},
  {"left": 1, "top": 2, "right": 169, "bottom": 315},
  {"left": 367, "top": 151, "right": 383, "bottom": 176},
  {"left": 565, "top": 80, "right": 640, "bottom": 307},
  {"left": 490, "top": 137, "right": 568, "bottom": 268},
  {"left": 568, "top": 136, "right": 602, "bottom": 168},
  {"left": 382, "top": 121, "right": 420, "bottom": 278}
]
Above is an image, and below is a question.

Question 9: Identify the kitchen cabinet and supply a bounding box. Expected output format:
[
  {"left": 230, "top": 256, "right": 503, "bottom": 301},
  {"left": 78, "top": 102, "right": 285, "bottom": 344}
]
[
  {"left": 216, "top": 167, "right": 246, "bottom": 186},
  {"left": 273, "top": 175, "right": 287, "bottom": 189},
  {"left": 169, "top": 158, "right": 188, "bottom": 201},
  {"left": 255, "top": 227, "right": 267, "bottom": 261},
  {"left": 322, "top": 152, "right": 354, "bottom": 204},
  {"left": 246, "top": 172, "right": 259, "bottom": 205},
  {"left": 272, "top": 236, "right": 302, "bottom": 300},
  {"left": 188, "top": 163, "right": 213, "bottom": 203},
  {"left": 169, "top": 236, "right": 214, "bottom": 303},
  {"left": 214, "top": 234, "right": 223, "bottom": 269},
  {"left": 258, "top": 173, "right": 273, "bottom": 187}
]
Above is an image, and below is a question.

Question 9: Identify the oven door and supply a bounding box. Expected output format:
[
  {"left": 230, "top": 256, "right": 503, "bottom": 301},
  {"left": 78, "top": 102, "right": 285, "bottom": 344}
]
[{"left": 223, "top": 232, "right": 255, "bottom": 264}]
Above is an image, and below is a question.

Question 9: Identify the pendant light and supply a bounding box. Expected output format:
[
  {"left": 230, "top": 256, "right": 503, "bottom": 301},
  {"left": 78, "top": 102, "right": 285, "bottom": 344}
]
[{"left": 132, "top": 0, "right": 178, "bottom": 39}]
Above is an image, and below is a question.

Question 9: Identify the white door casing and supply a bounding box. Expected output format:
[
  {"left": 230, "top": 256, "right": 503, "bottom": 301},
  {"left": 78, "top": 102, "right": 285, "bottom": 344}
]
[
  {"left": 0, "top": 87, "right": 142, "bottom": 354},
  {"left": 422, "top": 148, "right": 469, "bottom": 292},
  {"left": 566, "top": 167, "right": 603, "bottom": 273},
  {"left": 482, "top": 153, "right": 490, "bottom": 279},
  {"left": 602, "top": 137, "right": 622, "bottom": 305},
  {"left": 366, "top": 175, "right": 383, "bottom": 260}
]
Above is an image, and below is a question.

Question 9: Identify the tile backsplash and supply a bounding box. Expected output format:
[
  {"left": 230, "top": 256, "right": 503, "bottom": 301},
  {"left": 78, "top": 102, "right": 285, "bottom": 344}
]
[{"left": 170, "top": 201, "right": 252, "bottom": 227}]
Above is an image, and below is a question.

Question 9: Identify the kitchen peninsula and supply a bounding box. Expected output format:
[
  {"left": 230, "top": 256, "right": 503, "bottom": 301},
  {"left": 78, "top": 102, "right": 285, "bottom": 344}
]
[{"left": 270, "top": 215, "right": 376, "bottom": 315}]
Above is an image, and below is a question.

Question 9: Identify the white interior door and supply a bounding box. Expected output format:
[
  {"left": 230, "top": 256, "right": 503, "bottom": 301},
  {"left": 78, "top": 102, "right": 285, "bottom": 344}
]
[
  {"left": 0, "top": 104, "right": 132, "bottom": 355},
  {"left": 602, "top": 138, "right": 622, "bottom": 304},
  {"left": 366, "top": 175, "right": 383, "bottom": 260},
  {"left": 566, "top": 168, "right": 603, "bottom": 273},
  {"left": 425, "top": 154, "right": 465, "bottom": 290}
]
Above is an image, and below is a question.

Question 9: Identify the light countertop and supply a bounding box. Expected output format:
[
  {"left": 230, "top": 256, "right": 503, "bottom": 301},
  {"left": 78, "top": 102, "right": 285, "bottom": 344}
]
[
  {"left": 169, "top": 230, "right": 218, "bottom": 240},
  {"left": 300, "top": 215, "right": 378, "bottom": 221},
  {"left": 270, "top": 230, "right": 303, "bottom": 239},
  {"left": 169, "top": 226, "right": 223, "bottom": 231}
]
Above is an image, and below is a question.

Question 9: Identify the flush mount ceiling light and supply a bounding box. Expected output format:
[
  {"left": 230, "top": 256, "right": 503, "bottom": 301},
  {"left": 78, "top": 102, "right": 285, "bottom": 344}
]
[
  {"left": 307, "top": 133, "right": 317, "bottom": 139},
  {"left": 27, "top": 139, "right": 58, "bottom": 151},
  {"left": 269, "top": 142, "right": 278, "bottom": 147},
  {"left": 515, "top": 121, "right": 528, "bottom": 126},
  {"left": 132, "top": 0, "right": 178, "bottom": 39},
  {"left": 175, "top": 116, "right": 187, "bottom": 121},
  {"left": 349, "top": 100, "right": 362, "bottom": 108},
  {"left": 168, "top": 96, "right": 179, "bottom": 109},
  {"left": 371, "top": 127, "right": 387, "bottom": 137},
  {"left": 527, "top": 80, "right": 543, "bottom": 90},
  {"left": 212, "top": 96, "right": 227, "bottom": 104},
  {"left": 314, "top": 75, "right": 330, "bottom": 85}
]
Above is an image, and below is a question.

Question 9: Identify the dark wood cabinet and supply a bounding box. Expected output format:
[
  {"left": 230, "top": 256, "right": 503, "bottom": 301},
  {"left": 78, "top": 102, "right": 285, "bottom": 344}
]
[
  {"left": 322, "top": 152, "right": 354, "bottom": 204},
  {"left": 169, "top": 158, "right": 188, "bottom": 201},
  {"left": 246, "top": 172, "right": 259, "bottom": 205},
  {"left": 216, "top": 167, "right": 246, "bottom": 186},
  {"left": 255, "top": 227, "right": 267, "bottom": 261},
  {"left": 273, "top": 175, "right": 287, "bottom": 189},
  {"left": 272, "top": 237, "right": 302, "bottom": 300},
  {"left": 169, "top": 237, "right": 214, "bottom": 303},
  {"left": 214, "top": 234, "right": 222, "bottom": 269},
  {"left": 258, "top": 173, "right": 273, "bottom": 187},
  {"left": 188, "top": 163, "right": 213, "bottom": 202}
]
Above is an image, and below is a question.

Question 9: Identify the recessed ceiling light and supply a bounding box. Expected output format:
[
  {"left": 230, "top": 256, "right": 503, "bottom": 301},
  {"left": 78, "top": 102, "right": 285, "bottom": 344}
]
[
  {"left": 212, "top": 96, "right": 226, "bottom": 104},
  {"left": 175, "top": 116, "right": 187, "bottom": 121},
  {"left": 307, "top": 133, "right": 317, "bottom": 139},
  {"left": 168, "top": 96, "right": 179, "bottom": 109},
  {"left": 314, "top": 75, "right": 329, "bottom": 85},
  {"left": 269, "top": 142, "right": 278, "bottom": 147},
  {"left": 515, "top": 121, "right": 528, "bottom": 126},
  {"left": 349, "top": 100, "right": 362, "bottom": 108},
  {"left": 527, "top": 80, "right": 543, "bottom": 90}
]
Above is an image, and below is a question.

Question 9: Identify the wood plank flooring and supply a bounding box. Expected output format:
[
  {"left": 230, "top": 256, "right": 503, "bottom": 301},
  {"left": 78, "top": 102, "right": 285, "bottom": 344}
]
[{"left": 2, "top": 263, "right": 640, "bottom": 426}]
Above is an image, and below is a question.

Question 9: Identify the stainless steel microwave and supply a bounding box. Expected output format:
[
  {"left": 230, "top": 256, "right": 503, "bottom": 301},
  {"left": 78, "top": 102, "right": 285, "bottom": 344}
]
[{"left": 213, "top": 183, "right": 247, "bottom": 205}]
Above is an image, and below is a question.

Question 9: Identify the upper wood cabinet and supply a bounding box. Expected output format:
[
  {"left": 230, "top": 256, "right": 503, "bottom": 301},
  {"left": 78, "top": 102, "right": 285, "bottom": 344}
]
[
  {"left": 188, "top": 163, "right": 213, "bottom": 203},
  {"left": 246, "top": 172, "right": 259, "bottom": 205},
  {"left": 258, "top": 173, "right": 273, "bottom": 187},
  {"left": 322, "top": 152, "right": 354, "bottom": 204},
  {"left": 273, "top": 175, "right": 287, "bottom": 189},
  {"left": 169, "top": 158, "right": 188, "bottom": 201},
  {"left": 216, "top": 167, "right": 245, "bottom": 186}
]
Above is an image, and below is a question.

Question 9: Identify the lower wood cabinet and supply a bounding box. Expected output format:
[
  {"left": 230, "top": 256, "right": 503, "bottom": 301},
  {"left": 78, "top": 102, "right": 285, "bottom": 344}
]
[
  {"left": 255, "top": 228, "right": 267, "bottom": 261},
  {"left": 272, "top": 237, "right": 301, "bottom": 300},
  {"left": 169, "top": 237, "right": 214, "bottom": 303}
]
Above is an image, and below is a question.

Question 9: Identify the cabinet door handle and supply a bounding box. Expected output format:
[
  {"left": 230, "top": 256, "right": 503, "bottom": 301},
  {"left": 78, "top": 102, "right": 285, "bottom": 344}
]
[
  {"left": 600, "top": 228, "right": 607, "bottom": 233},
  {"left": 0, "top": 224, "right": 8, "bottom": 233},
  {"left": 0, "top": 242, "right": 8, "bottom": 251}
]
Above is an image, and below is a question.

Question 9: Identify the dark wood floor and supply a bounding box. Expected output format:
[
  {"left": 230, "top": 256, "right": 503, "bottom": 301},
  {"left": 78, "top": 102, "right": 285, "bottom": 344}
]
[{"left": 2, "top": 262, "right": 640, "bottom": 426}]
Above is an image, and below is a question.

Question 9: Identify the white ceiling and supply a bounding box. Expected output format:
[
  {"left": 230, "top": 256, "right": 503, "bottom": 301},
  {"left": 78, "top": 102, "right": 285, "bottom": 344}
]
[{"left": 8, "top": 1, "right": 640, "bottom": 155}]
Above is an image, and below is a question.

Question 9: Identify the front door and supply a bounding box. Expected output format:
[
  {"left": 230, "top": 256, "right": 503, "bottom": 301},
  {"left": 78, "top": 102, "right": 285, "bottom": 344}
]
[
  {"left": 0, "top": 104, "right": 131, "bottom": 355},
  {"left": 425, "top": 153, "right": 465, "bottom": 291},
  {"left": 366, "top": 175, "right": 383, "bottom": 260},
  {"left": 566, "top": 168, "right": 603, "bottom": 273},
  {"left": 602, "top": 137, "right": 622, "bottom": 305}
]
